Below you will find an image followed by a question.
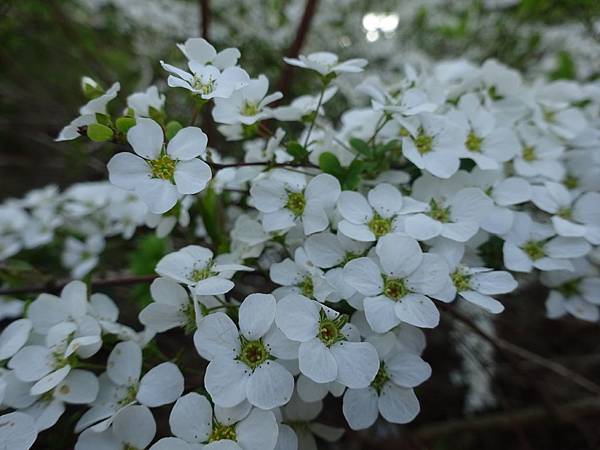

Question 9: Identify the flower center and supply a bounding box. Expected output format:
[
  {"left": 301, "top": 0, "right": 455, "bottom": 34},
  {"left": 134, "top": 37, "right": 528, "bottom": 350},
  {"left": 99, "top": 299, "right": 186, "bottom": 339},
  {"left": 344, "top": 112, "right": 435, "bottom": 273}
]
[
  {"left": 241, "top": 101, "right": 259, "bottom": 116},
  {"left": 368, "top": 214, "right": 392, "bottom": 238},
  {"left": 192, "top": 75, "right": 215, "bottom": 95},
  {"left": 119, "top": 383, "right": 139, "bottom": 406},
  {"left": 318, "top": 311, "right": 347, "bottom": 347},
  {"left": 563, "top": 174, "right": 579, "bottom": 190},
  {"left": 238, "top": 338, "right": 270, "bottom": 370},
  {"left": 465, "top": 131, "right": 483, "bottom": 153},
  {"left": 383, "top": 277, "right": 408, "bottom": 300},
  {"left": 209, "top": 422, "right": 237, "bottom": 443},
  {"left": 149, "top": 154, "right": 176, "bottom": 180},
  {"left": 415, "top": 130, "right": 433, "bottom": 154},
  {"left": 182, "top": 302, "right": 197, "bottom": 334},
  {"left": 522, "top": 240, "right": 545, "bottom": 260},
  {"left": 371, "top": 363, "right": 390, "bottom": 394},
  {"left": 299, "top": 276, "right": 314, "bottom": 298},
  {"left": 286, "top": 191, "right": 306, "bottom": 216},
  {"left": 557, "top": 278, "right": 581, "bottom": 298},
  {"left": 557, "top": 207, "right": 572, "bottom": 220},
  {"left": 543, "top": 110, "right": 556, "bottom": 124},
  {"left": 429, "top": 198, "right": 450, "bottom": 223},
  {"left": 190, "top": 266, "right": 215, "bottom": 282},
  {"left": 451, "top": 269, "right": 471, "bottom": 292},
  {"left": 522, "top": 145, "right": 536, "bottom": 162}
]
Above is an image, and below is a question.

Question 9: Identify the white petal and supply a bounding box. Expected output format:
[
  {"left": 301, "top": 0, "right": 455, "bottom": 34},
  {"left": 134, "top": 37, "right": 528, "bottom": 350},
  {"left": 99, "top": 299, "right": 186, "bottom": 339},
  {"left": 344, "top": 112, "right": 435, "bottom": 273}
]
[
  {"left": 386, "top": 353, "right": 431, "bottom": 387},
  {"left": 30, "top": 365, "right": 71, "bottom": 396},
  {"left": 174, "top": 159, "right": 212, "bottom": 194},
  {"left": 460, "top": 291, "right": 505, "bottom": 314},
  {"left": 275, "top": 295, "right": 320, "bottom": 342},
  {"left": 149, "top": 437, "right": 193, "bottom": 450},
  {"left": 204, "top": 357, "right": 249, "bottom": 407},
  {"left": 113, "top": 405, "right": 156, "bottom": 449},
  {"left": 342, "top": 258, "right": 383, "bottom": 296},
  {"left": 337, "top": 191, "right": 372, "bottom": 224},
  {"left": 342, "top": 388, "right": 379, "bottom": 430},
  {"left": 394, "top": 293, "right": 440, "bottom": 328},
  {"left": 194, "top": 277, "right": 235, "bottom": 295},
  {"left": 0, "top": 412, "right": 37, "bottom": 450},
  {"left": 107, "top": 341, "right": 142, "bottom": 386},
  {"left": 239, "top": 294, "right": 276, "bottom": 340},
  {"left": 236, "top": 409, "right": 278, "bottom": 450},
  {"left": 337, "top": 220, "right": 376, "bottom": 241},
  {"left": 54, "top": 370, "right": 99, "bottom": 404},
  {"left": 404, "top": 214, "right": 443, "bottom": 241},
  {"left": 194, "top": 312, "right": 241, "bottom": 360},
  {"left": 167, "top": 127, "right": 208, "bottom": 160},
  {"left": 138, "top": 362, "right": 184, "bottom": 407},
  {"left": 368, "top": 183, "right": 403, "bottom": 218},
  {"left": 169, "top": 392, "right": 212, "bottom": 443},
  {"left": 246, "top": 361, "right": 294, "bottom": 409},
  {"left": 565, "top": 298, "right": 599, "bottom": 322},
  {"left": 405, "top": 254, "right": 449, "bottom": 295},
  {"left": 545, "top": 237, "right": 590, "bottom": 258},
  {"left": 302, "top": 203, "right": 329, "bottom": 235},
  {"left": 107, "top": 153, "right": 150, "bottom": 191},
  {"left": 503, "top": 242, "right": 533, "bottom": 272},
  {"left": 8, "top": 346, "right": 53, "bottom": 382},
  {"left": 378, "top": 384, "right": 420, "bottom": 424},
  {"left": 127, "top": 118, "right": 164, "bottom": 159},
  {"left": 470, "top": 271, "right": 517, "bottom": 295},
  {"left": 364, "top": 295, "right": 402, "bottom": 333},
  {"left": 0, "top": 319, "right": 32, "bottom": 360},
  {"left": 298, "top": 339, "right": 337, "bottom": 383},
  {"left": 139, "top": 303, "right": 186, "bottom": 332},
  {"left": 376, "top": 234, "right": 422, "bottom": 277},
  {"left": 305, "top": 174, "right": 341, "bottom": 207},
  {"left": 136, "top": 178, "right": 178, "bottom": 214},
  {"left": 331, "top": 341, "right": 379, "bottom": 388}
]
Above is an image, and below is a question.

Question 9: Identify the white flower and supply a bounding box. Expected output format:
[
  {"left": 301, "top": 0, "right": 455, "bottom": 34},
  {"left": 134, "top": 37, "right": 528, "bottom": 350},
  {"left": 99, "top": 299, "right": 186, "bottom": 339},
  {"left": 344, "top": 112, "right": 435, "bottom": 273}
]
[
  {"left": 400, "top": 113, "right": 464, "bottom": 179},
  {"left": 167, "top": 392, "right": 279, "bottom": 450},
  {"left": 343, "top": 234, "right": 449, "bottom": 331},
  {"left": 342, "top": 343, "right": 431, "bottom": 430},
  {"left": 284, "top": 52, "right": 367, "bottom": 76},
  {"left": 275, "top": 294, "right": 379, "bottom": 387},
  {"left": 75, "top": 341, "right": 183, "bottom": 433},
  {"left": 270, "top": 247, "right": 333, "bottom": 301},
  {"left": 107, "top": 118, "right": 211, "bottom": 214},
  {"left": 139, "top": 277, "right": 218, "bottom": 333},
  {"left": 404, "top": 183, "right": 494, "bottom": 242},
  {"left": 272, "top": 87, "right": 338, "bottom": 121},
  {"left": 75, "top": 405, "right": 156, "bottom": 450},
  {"left": 251, "top": 171, "right": 340, "bottom": 235},
  {"left": 177, "top": 38, "right": 241, "bottom": 69},
  {"left": 431, "top": 240, "right": 517, "bottom": 314},
  {"left": 212, "top": 75, "right": 282, "bottom": 125},
  {"left": 336, "top": 183, "right": 426, "bottom": 242},
  {"left": 194, "top": 294, "right": 295, "bottom": 409},
  {"left": 56, "top": 82, "right": 120, "bottom": 141},
  {"left": 8, "top": 322, "right": 100, "bottom": 396},
  {"left": 126, "top": 86, "right": 165, "bottom": 117},
  {"left": 513, "top": 124, "right": 565, "bottom": 181},
  {"left": 155, "top": 245, "right": 252, "bottom": 296},
  {"left": 0, "top": 412, "right": 38, "bottom": 450},
  {"left": 162, "top": 60, "right": 250, "bottom": 100},
  {"left": 503, "top": 212, "right": 590, "bottom": 272},
  {"left": 531, "top": 183, "right": 600, "bottom": 244},
  {"left": 304, "top": 231, "right": 370, "bottom": 269},
  {"left": 450, "top": 93, "right": 520, "bottom": 170},
  {"left": 542, "top": 259, "right": 600, "bottom": 322},
  {"left": 62, "top": 235, "right": 105, "bottom": 279}
]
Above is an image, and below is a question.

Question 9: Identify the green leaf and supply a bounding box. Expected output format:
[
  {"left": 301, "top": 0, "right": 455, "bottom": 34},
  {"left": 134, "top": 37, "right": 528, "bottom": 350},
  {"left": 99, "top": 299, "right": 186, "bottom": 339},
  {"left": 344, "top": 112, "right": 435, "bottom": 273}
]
[
  {"left": 318, "top": 152, "right": 344, "bottom": 180},
  {"left": 86, "top": 123, "right": 114, "bottom": 142},
  {"left": 287, "top": 141, "right": 309, "bottom": 161},
  {"left": 95, "top": 113, "right": 112, "bottom": 127},
  {"left": 343, "top": 159, "right": 365, "bottom": 190},
  {"left": 115, "top": 117, "right": 136, "bottom": 134},
  {"left": 349, "top": 138, "right": 371, "bottom": 157},
  {"left": 149, "top": 106, "right": 165, "bottom": 125},
  {"left": 166, "top": 121, "right": 183, "bottom": 140}
]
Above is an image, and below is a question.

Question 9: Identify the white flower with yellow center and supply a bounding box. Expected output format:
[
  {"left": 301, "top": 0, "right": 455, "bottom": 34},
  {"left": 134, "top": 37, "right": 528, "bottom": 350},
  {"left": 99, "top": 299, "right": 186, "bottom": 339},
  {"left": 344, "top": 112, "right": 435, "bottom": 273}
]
[
  {"left": 107, "top": 118, "right": 211, "bottom": 214},
  {"left": 283, "top": 52, "right": 367, "bottom": 76},
  {"left": 194, "top": 294, "right": 296, "bottom": 409}
]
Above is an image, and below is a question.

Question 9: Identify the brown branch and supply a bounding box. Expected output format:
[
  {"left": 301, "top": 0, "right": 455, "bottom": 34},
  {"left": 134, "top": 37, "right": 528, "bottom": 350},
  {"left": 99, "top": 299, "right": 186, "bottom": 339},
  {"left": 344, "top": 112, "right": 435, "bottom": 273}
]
[
  {"left": 443, "top": 304, "right": 600, "bottom": 397},
  {"left": 413, "top": 396, "right": 600, "bottom": 441},
  {"left": 199, "top": 0, "right": 210, "bottom": 40},
  {"left": 0, "top": 274, "right": 158, "bottom": 296},
  {"left": 276, "top": 0, "right": 321, "bottom": 97}
]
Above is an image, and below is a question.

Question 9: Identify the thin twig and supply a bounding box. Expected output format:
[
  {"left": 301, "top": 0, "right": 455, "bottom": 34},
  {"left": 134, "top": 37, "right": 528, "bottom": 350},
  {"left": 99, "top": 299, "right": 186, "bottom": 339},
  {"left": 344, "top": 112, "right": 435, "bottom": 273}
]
[{"left": 0, "top": 274, "right": 157, "bottom": 296}]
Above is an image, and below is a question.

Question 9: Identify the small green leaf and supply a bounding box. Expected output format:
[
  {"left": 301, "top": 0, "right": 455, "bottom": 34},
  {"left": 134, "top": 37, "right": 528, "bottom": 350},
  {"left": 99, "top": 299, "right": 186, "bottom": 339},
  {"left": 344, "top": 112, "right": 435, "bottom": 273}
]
[
  {"left": 86, "top": 123, "right": 114, "bottom": 142},
  {"left": 318, "top": 152, "right": 344, "bottom": 180},
  {"left": 115, "top": 117, "right": 136, "bottom": 134},
  {"left": 166, "top": 121, "right": 183, "bottom": 140},
  {"left": 343, "top": 159, "right": 365, "bottom": 190},
  {"left": 349, "top": 138, "right": 371, "bottom": 156},
  {"left": 287, "top": 141, "right": 309, "bottom": 161},
  {"left": 149, "top": 106, "right": 165, "bottom": 124},
  {"left": 95, "top": 113, "right": 112, "bottom": 127}
]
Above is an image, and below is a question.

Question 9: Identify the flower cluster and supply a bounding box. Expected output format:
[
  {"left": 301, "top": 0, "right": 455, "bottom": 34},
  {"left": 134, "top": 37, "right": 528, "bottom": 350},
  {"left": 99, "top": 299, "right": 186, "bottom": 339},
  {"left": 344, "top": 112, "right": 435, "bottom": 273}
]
[{"left": 2, "top": 36, "right": 600, "bottom": 450}]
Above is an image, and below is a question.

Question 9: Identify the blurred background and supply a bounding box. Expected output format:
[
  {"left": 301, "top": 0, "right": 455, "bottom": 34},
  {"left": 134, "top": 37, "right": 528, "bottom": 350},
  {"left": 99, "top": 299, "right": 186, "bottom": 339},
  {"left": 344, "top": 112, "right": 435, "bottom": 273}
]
[{"left": 2, "top": 1, "right": 600, "bottom": 449}]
